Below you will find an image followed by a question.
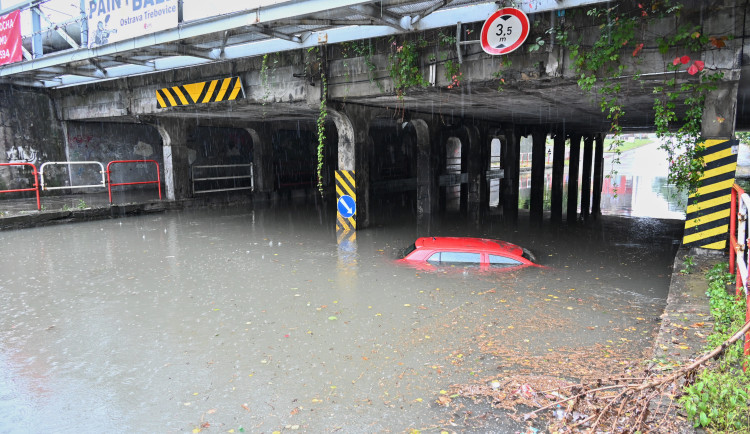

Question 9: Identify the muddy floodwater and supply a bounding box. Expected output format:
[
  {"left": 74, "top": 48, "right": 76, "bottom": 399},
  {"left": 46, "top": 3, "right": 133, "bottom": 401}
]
[{"left": 0, "top": 196, "right": 682, "bottom": 433}]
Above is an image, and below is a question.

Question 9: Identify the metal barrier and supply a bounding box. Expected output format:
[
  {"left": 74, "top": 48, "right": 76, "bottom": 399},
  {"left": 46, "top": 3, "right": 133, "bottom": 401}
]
[
  {"left": 192, "top": 164, "right": 253, "bottom": 195},
  {"left": 39, "top": 161, "right": 106, "bottom": 191},
  {"left": 728, "top": 183, "right": 750, "bottom": 357},
  {"left": 0, "top": 162, "right": 40, "bottom": 210},
  {"left": 106, "top": 160, "right": 162, "bottom": 204}
]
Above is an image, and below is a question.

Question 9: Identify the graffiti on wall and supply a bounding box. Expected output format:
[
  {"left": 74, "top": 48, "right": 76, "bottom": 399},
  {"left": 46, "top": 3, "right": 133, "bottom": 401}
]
[
  {"left": 5, "top": 145, "right": 42, "bottom": 164},
  {"left": 133, "top": 141, "right": 154, "bottom": 157}
]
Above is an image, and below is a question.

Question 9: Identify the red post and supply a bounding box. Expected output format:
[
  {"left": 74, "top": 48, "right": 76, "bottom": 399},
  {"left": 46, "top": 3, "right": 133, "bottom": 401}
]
[
  {"left": 730, "top": 185, "right": 739, "bottom": 275},
  {"left": 106, "top": 160, "right": 162, "bottom": 204},
  {"left": 0, "top": 162, "right": 40, "bottom": 210}
]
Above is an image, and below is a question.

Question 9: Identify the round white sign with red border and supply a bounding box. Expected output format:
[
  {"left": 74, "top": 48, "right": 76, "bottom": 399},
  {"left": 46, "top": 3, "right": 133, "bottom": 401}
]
[{"left": 480, "top": 8, "right": 530, "bottom": 55}]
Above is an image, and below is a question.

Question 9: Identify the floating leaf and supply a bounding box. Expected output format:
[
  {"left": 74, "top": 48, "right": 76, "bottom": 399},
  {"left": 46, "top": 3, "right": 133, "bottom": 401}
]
[{"left": 328, "top": 316, "right": 338, "bottom": 321}]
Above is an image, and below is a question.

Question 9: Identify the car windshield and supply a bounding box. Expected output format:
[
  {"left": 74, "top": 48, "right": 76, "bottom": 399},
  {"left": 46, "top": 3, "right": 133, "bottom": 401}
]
[{"left": 400, "top": 243, "right": 417, "bottom": 259}]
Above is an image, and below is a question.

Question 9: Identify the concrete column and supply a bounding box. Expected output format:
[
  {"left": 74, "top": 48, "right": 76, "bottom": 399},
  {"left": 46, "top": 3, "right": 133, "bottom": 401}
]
[
  {"left": 550, "top": 133, "right": 565, "bottom": 224},
  {"left": 581, "top": 134, "right": 593, "bottom": 221},
  {"left": 411, "top": 117, "right": 439, "bottom": 228},
  {"left": 592, "top": 133, "right": 604, "bottom": 219},
  {"left": 567, "top": 133, "right": 582, "bottom": 224},
  {"left": 462, "top": 125, "right": 485, "bottom": 225},
  {"left": 153, "top": 119, "right": 191, "bottom": 201},
  {"left": 502, "top": 127, "right": 520, "bottom": 225},
  {"left": 530, "top": 129, "right": 547, "bottom": 224},
  {"left": 702, "top": 80, "right": 739, "bottom": 139},
  {"left": 477, "top": 125, "right": 493, "bottom": 210},
  {"left": 329, "top": 106, "right": 378, "bottom": 229},
  {"left": 246, "top": 126, "right": 274, "bottom": 194},
  {"left": 683, "top": 79, "right": 740, "bottom": 249}
]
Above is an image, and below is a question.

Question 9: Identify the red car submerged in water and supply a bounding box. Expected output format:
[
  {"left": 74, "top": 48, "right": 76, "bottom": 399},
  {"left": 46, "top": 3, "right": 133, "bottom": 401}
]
[{"left": 398, "top": 237, "right": 540, "bottom": 271}]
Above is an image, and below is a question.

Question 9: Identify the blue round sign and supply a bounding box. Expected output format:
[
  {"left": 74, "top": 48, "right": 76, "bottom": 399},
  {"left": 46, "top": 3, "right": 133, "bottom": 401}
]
[{"left": 337, "top": 195, "right": 356, "bottom": 218}]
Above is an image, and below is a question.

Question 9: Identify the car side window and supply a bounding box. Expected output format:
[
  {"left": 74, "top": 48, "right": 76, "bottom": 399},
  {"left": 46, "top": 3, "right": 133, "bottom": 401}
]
[
  {"left": 489, "top": 254, "right": 522, "bottom": 266},
  {"left": 428, "top": 251, "right": 481, "bottom": 266}
]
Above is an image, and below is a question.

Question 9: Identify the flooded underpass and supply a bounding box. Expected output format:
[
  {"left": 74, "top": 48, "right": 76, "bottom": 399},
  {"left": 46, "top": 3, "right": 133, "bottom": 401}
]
[{"left": 0, "top": 198, "right": 683, "bottom": 433}]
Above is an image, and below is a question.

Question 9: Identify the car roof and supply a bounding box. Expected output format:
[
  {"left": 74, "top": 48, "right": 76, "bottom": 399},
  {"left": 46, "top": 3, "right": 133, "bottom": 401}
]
[{"left": 414, "top": 237, "right": 523, "bottom": 256}]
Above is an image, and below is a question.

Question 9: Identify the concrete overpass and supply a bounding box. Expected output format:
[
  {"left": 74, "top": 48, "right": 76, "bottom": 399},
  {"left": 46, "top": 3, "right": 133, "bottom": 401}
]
[{"left": 0, "top": 0, "right": 746, "bottom": 245}]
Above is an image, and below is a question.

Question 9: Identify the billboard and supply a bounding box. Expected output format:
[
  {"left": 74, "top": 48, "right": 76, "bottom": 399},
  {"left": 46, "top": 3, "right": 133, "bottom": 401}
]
[
  {"left": 87, "top": 0, "right": 178, "bottom": 48},
  {"left": 0, "top": 10, "right": 22, "bottom": 65}
]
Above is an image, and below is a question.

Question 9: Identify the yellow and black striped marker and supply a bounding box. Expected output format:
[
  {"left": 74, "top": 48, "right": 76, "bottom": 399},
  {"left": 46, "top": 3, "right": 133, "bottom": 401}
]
[
  {"left": 336, "top": 170, "right": 356, "bottom": 234},
  {"left": 156, "top": 76, "right": 244, "bottom": 108},
  {"left": 683, "top": 138, "right": 738, "bottom": 249}
]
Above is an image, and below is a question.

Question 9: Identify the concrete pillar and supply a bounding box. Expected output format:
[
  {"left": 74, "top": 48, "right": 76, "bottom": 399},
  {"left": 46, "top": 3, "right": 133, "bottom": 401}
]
[
  {"left": 592, "top": 133, "right": 604, "bottom": 219},
  {"left": 329, "top": 106, "right": 378, "bottom": 229},
  {"left": 683, "top": 79, "right": 740, "bottom": 249},
  {"left": 581, "top": 134, "right": 593, "bottom": 221},
  {"left": 550, "top": 133, "right": 565, "bottom": 224},
  {"left": 477, "top": 125, "right": 493, "bottom": 210},
  {"left": 530, "top": 129, "right": 546, "bottom": 224},
  {"left": 462, "top": 125, "right": 485, "bottom": 225},
  {"left": 567, "top": 133, "right": 582, "bottom": 224},
  {"left": 411, "top": 117, "right": 439, "bottom": 229},
  {"left": 502, "top": 127, "right": 520, "bottom": 225},
  {"left": 246, "top": 126, "right": 274, "bottom": 194},
  {"left": 153, "top": 119, "right": 191, "bottom": 201}
]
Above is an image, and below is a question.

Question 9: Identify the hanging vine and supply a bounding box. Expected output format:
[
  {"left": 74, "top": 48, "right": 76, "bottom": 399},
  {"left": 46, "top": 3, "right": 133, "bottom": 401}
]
[{"left": 311, "top": 46, "right": 328, "bottom": 196}]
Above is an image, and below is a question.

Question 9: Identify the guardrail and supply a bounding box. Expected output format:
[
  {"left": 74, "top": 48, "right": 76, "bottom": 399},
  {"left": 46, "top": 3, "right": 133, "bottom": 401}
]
[
  {"left": 728, "top": 183, "right": 750, "bottom": 357},
  {"left": 0, "top": 162, "right": 40, "bottom": 210},
  {"left": 192, "top": 164, "right": 253, "bottom": 195},
  {"left": 39, "top": 161, "right": 106, "bottom": 191},
  {"left": 106, "top": 160, "right": 162, "bottom": 204}
]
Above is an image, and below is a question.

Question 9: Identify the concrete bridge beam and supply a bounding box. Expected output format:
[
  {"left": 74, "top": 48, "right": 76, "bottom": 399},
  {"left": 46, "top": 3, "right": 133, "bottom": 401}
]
[
  {"left": 567, "top": 133, "right": 582, "bottom": 225},
  {"left": 329, "top": 105, "right": 384, "bottom": 230},
  {"left": 530, "top": 129, "right": 547, "bottom": 225},
  {"left": 153, "top": 119, "right": 191, "bottom": 201},
  {"left": 551, "top": 132, "right": 566, "bottom": 224},
  {"left": 592, "top": 133, "right": 604, "bottom": 219},
  {"left": 502, "top": 126, "right": 520, "bottom": 225},
  {"left": 410, "top": 116, "right": 440, "bottom": 229},
  {"left": 245, "top": 126, "right": 274, "bottom": 195},
  {"left": 453, "top": 124, "right": 486, "bottom": 225},
  {"left": 581, "top": 134, "right": 594, "bottom": 221}
]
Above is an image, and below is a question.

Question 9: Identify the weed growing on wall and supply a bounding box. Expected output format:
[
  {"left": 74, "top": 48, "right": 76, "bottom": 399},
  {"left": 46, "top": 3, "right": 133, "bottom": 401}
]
[{"left": 388, "top": 36, "right": 429, "bottom": 99}]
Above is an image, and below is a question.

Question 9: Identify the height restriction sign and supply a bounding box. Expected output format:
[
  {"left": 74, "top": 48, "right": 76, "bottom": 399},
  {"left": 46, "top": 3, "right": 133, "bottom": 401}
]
[{"left": 480, "top": 8, "right": 530, "bottom": 55}]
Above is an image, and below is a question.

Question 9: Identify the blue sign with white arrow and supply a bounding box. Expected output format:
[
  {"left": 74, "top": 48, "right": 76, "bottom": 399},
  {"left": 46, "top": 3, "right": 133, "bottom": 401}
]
[{"left": 337, "top": 195, "right": 356, "bottom": 219}]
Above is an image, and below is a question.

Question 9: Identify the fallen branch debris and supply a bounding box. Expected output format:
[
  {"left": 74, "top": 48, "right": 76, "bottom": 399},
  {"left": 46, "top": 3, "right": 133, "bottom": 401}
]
[{"left": 450, "top": 319, "right": 750, "bottom": 433}]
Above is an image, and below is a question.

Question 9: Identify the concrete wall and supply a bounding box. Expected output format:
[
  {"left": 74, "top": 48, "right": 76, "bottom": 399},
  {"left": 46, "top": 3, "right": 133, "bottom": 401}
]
[
  {"left": 65, "top": 122, "right": 163, "bottom": 191},
  {"left": 0, "top": 85, "right": 64, "bottom": 193}
]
